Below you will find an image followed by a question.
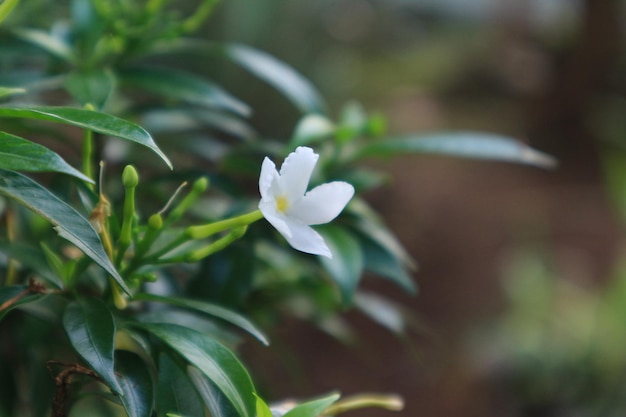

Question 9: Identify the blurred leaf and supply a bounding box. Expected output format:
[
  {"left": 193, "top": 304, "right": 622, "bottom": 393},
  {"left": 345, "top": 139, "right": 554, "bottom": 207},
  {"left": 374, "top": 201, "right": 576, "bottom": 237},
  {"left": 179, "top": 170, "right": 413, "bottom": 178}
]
[
  {"left": 356, "top": 132, "right": 557, "bottom": 168},
  {"left": 347, "top": 199, "right": 416, "bottom": 272},
  {"left": 283, "top": 392, "right": 340, "bottom": 417},
  {"left": 0, "top": 0, "right": 19, "bottom": 25},
  {"left": 12, "top": 28, "right": 74, "bottom": 62},
  {"left": 0, "top": 285, "right": 45, "bottom": 321},
  {"left": 156, "top": 354, "right": 205, "bottom": 417},
  {"left": 188, "top": 366, "right": 239, "bottom": 417},
  {"left": 115, "top": 351, "right": 154, "bottom": 417},
  {"left": 254, "top": 394, "right": 272, "bottom": 417},
  {"left": 0, "top": 240, "right": 62, "bottom": 288},
  {"left": 318, "top": 226, "right": 364, "bottom": 304},
  {"left": 0, "top": 131, "right": 93, "bottom": 183},
  {"left": 360, "top": 237, "right": 416, "bottom": 294},
  {"left": 0, "top": 106, "right": 172, "bottom": 169},
  {"left": 0, "top": 169, "right": 129, "bottom": 294},
  {"left": 120, "top": 67, "right": 250, "bottom": 117},
  {"left": 63, "top": 298, "right": 123, "bottom": 394},
  {"left": 290, "top": 114, "right": 335, "bottom": 147},
  {"left": 147, "top": 39, "right": 326, "bottom": 113},
  {"left": 133, "top": 293, "right": 269, "bottom": 346},
  {"left": 336, "top": 102, "right": 367, "bottom": 143},
  {"left": 0, "top": 87, "right": 25, "bottom": 98},
  {"left": 141, "top": 108, "right": 255, "bottom": 140},
  {"left": 139, "top": 323, "right": 256, "bottom": 417},
  {"left": 223, "top": 44, "right": 326, "bottom": 115},
  {"left": 64, "top": 69, "right": 116, "bottom": 109},
  {"left": 354, "top": 292, "right": 406, "bottom": 335}
]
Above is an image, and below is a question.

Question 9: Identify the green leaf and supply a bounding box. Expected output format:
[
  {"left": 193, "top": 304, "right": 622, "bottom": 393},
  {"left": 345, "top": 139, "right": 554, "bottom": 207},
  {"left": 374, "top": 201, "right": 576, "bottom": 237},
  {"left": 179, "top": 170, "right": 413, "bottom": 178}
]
[
  {"left": 188, "top": 366, "right": 239, "bottom": 417},
  {"left": 138, "top": 323, "right": 255, "bottom": 417},
  {"left": 62, "top": 298, "right": 123, "bottom": 394},
  {"left": 64, "top": 69, "right": 116, "bottom": 109},
  {"left": 0, "top": 0, "right": 19, "bottom": 26},
  {"left": 120, "top": 67, "right": 250, "bottom": 117},
  {"left": 0, "top": 285, "right": 45, "bottom": 321},
  {"left": 133, "top": 293, "right": 269, "bottom": 346},
  {"left": 154, "top": 40, "right": 325, "bottom": 115},
  {"left": 0, "top": 106, "right": 171, "bottom": 169},
  {"left": 360, "top": 237, "right": 416, "bottom": 294},
  {"left": 290, "top": 114, "right": 335, "bottom": 147},
  {"left": 347, "top": 199, "right": 416, "bottom": 274},
  {"left": 223, "top": 44, "right": 326, "bottom": 115},
  {"left": 0, "top": 169, "right": 129, "bottom": 293},
  {"left": 318, "top": 226, "right": 364, "bottom": 304},
  {"left": 156, "top": 354, "right": 205, "bottom": 417},
  {"left": 254, "top": 394, "right": 272, "bottom": 417},
  {"left": 12, "top": 28, "right": 75, "bottom": 62},
  {"left": 0, "top": 87, "right": 25, "bottom": 98},
  {"left": 0, "top": 131, "right": 93, "bottom": 183},
  {"left": 283, "top": 393, "right": 341, "bottom": 417},
  {"left": 115, "top": 351, "right": 154, "bottom": 417},
  {"left": 354, "top": 292, "right": 407, "bottom": 335},
  {"left": 356, "top": 132, "right": 557, "bottom": 168},
  {"left": 0, "top": 239, "right": 63, "bottom": 288}
]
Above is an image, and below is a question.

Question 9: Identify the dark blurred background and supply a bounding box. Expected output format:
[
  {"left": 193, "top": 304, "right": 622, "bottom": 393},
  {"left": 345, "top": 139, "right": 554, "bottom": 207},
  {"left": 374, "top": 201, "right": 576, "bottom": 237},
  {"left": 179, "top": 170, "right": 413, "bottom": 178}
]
[{"left": 202, "top": 1, "right": 626, "bottom": 416}]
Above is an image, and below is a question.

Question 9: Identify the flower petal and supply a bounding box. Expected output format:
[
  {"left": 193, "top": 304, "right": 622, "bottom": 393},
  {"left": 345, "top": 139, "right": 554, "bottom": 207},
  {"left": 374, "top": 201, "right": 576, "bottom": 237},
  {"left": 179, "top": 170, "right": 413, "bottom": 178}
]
[
  {"left": 289, "top": 182, "right": 355, "bottom": 225},
  {"left": 281, "top": 219, "right": 332, "bottom": 258},
  {"left": 279, "top": 147, "right": 319, "bottom": 201},
  {"left": 259, "top": 157, "right": 279, "bottom": 200},
  {"left": 259, "top": 200, "right": 292, "bottom": 238}
]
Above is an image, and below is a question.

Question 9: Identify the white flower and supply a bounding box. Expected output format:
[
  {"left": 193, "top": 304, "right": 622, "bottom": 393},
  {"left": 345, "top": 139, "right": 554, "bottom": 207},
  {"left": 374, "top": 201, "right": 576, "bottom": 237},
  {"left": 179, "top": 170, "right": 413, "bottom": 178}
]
[{"left": 259, "top": 146, "right": 354, "bottom": 258}]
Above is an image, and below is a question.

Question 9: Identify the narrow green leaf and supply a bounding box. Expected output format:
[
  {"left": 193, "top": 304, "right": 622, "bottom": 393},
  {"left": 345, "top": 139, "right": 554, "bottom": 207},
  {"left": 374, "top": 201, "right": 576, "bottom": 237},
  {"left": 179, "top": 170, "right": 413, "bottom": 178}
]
[
  {"left": 0, "top": 285, "right": 45, "bottom": 321},
  {"left": 63, "top": 298, "right": 122, "bottom": 394},
  {"left": 156, "top": 354, "right": 205, "bottom": 417},
  {"left": 0, "top": 239, "right": 62, "bottom": 288},
  {"left": 283, "top": 393, "right": 340, "bottom": 417},
  {"left": 133, "top": 293, "right": 269, "bottom": 346},
  {"left": 64, "top": 69, "right": 116, "bottom": 109},
  {"left": 318, "top": 226, "right": 364, "bottom": 304},
  {"left": 0, "top": 87, "right": 25, "bottom": 98},
  {"left": 116, "top": 351, "right": 154, "bottom": 417},
  {"left": 347, "top": 199, "right": 416, "bottom": 273},
  {"left": 120, "top": 67, "right": 250, "bottom": 117},
  {"left": 12, "top": 28, "right": 75, "bottom": 62},
  {"left": 151, "top": 40, "right": 325, "bottom": 115},
  {"left": 356, "top": 132, "right": 557, "bottom": 168},
  {"left": 354, "top": 292, "right": 407, "bottom": 335},
  {"left": 0, "top": 132, "right": 93, "bottom": 183},
  {"left": 223, "top": 44, "right": 325, "bottom": 115},
  {"left": 138, "top": 323, "right": 255, "bottom": 417},
  {"left": 360, "top": 237, "right": 416, "bottom": 294},
  {"left": 0, "top": 0, "right": 19, "bottom": 26},
  {"left": 0, "top": 106, "right": 171, "bottom": 168},
  {"left": 188, "top": 366, "right": 239, "bottom": 417},
  {"left": 290, "top": 114, "right": 335, "bottom": 147},
  {"left": 254, "top": 394, "right": 272, "bottom": 417},
  {"left": 0, "top": 169, "right": 129, "bottom": 293}
]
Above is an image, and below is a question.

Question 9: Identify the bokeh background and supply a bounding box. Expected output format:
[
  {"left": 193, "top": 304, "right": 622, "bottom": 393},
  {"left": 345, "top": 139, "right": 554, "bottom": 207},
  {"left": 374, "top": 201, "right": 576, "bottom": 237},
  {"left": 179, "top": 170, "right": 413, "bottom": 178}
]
[{"left": 197, "top": 1, "right": 626, "bottom": 416}]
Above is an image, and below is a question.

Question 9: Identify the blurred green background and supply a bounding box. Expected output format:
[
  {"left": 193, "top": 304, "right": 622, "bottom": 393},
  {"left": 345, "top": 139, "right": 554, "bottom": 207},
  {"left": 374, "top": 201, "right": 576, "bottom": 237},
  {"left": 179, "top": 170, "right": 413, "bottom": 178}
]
[
  {"left": 5, "top": 0, "right": 626, "bottom": 416},
  {"left": 196, "top": 1, "right": 626, "bottom": 416}
]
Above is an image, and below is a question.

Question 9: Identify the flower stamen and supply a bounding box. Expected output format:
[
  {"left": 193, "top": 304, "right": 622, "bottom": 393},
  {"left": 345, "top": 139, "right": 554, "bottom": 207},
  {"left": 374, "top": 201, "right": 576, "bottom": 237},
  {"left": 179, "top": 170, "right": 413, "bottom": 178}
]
[{"left": 276, "top": 195, "right": 289, "bottom": 213}]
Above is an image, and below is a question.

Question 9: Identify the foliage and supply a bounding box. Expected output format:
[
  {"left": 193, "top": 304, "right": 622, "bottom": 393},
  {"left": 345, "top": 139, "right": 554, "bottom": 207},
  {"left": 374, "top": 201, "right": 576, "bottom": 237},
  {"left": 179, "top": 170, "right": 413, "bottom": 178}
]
[{"left": 0, "top": 1, "right": 554, "bottom": 416}]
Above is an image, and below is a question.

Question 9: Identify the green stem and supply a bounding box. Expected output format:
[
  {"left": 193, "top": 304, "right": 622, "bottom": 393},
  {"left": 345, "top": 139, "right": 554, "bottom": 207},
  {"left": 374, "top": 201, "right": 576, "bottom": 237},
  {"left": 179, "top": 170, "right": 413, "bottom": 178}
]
[
  {"left": 187, "top": 209, "right": 263, "bottom": 240},
  {"left": 82, "top": 106, "right": 95, "bottom": 189},
  {"left": 160, "top": 226, "right": 248, "bottom": 263}
]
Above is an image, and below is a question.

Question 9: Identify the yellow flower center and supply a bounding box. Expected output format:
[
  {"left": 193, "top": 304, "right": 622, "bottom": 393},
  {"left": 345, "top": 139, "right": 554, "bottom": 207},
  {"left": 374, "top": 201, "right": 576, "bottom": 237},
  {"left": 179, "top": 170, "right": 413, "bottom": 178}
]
[{"left": 276, "top": 195, "right": 289, "bottom": 213}]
